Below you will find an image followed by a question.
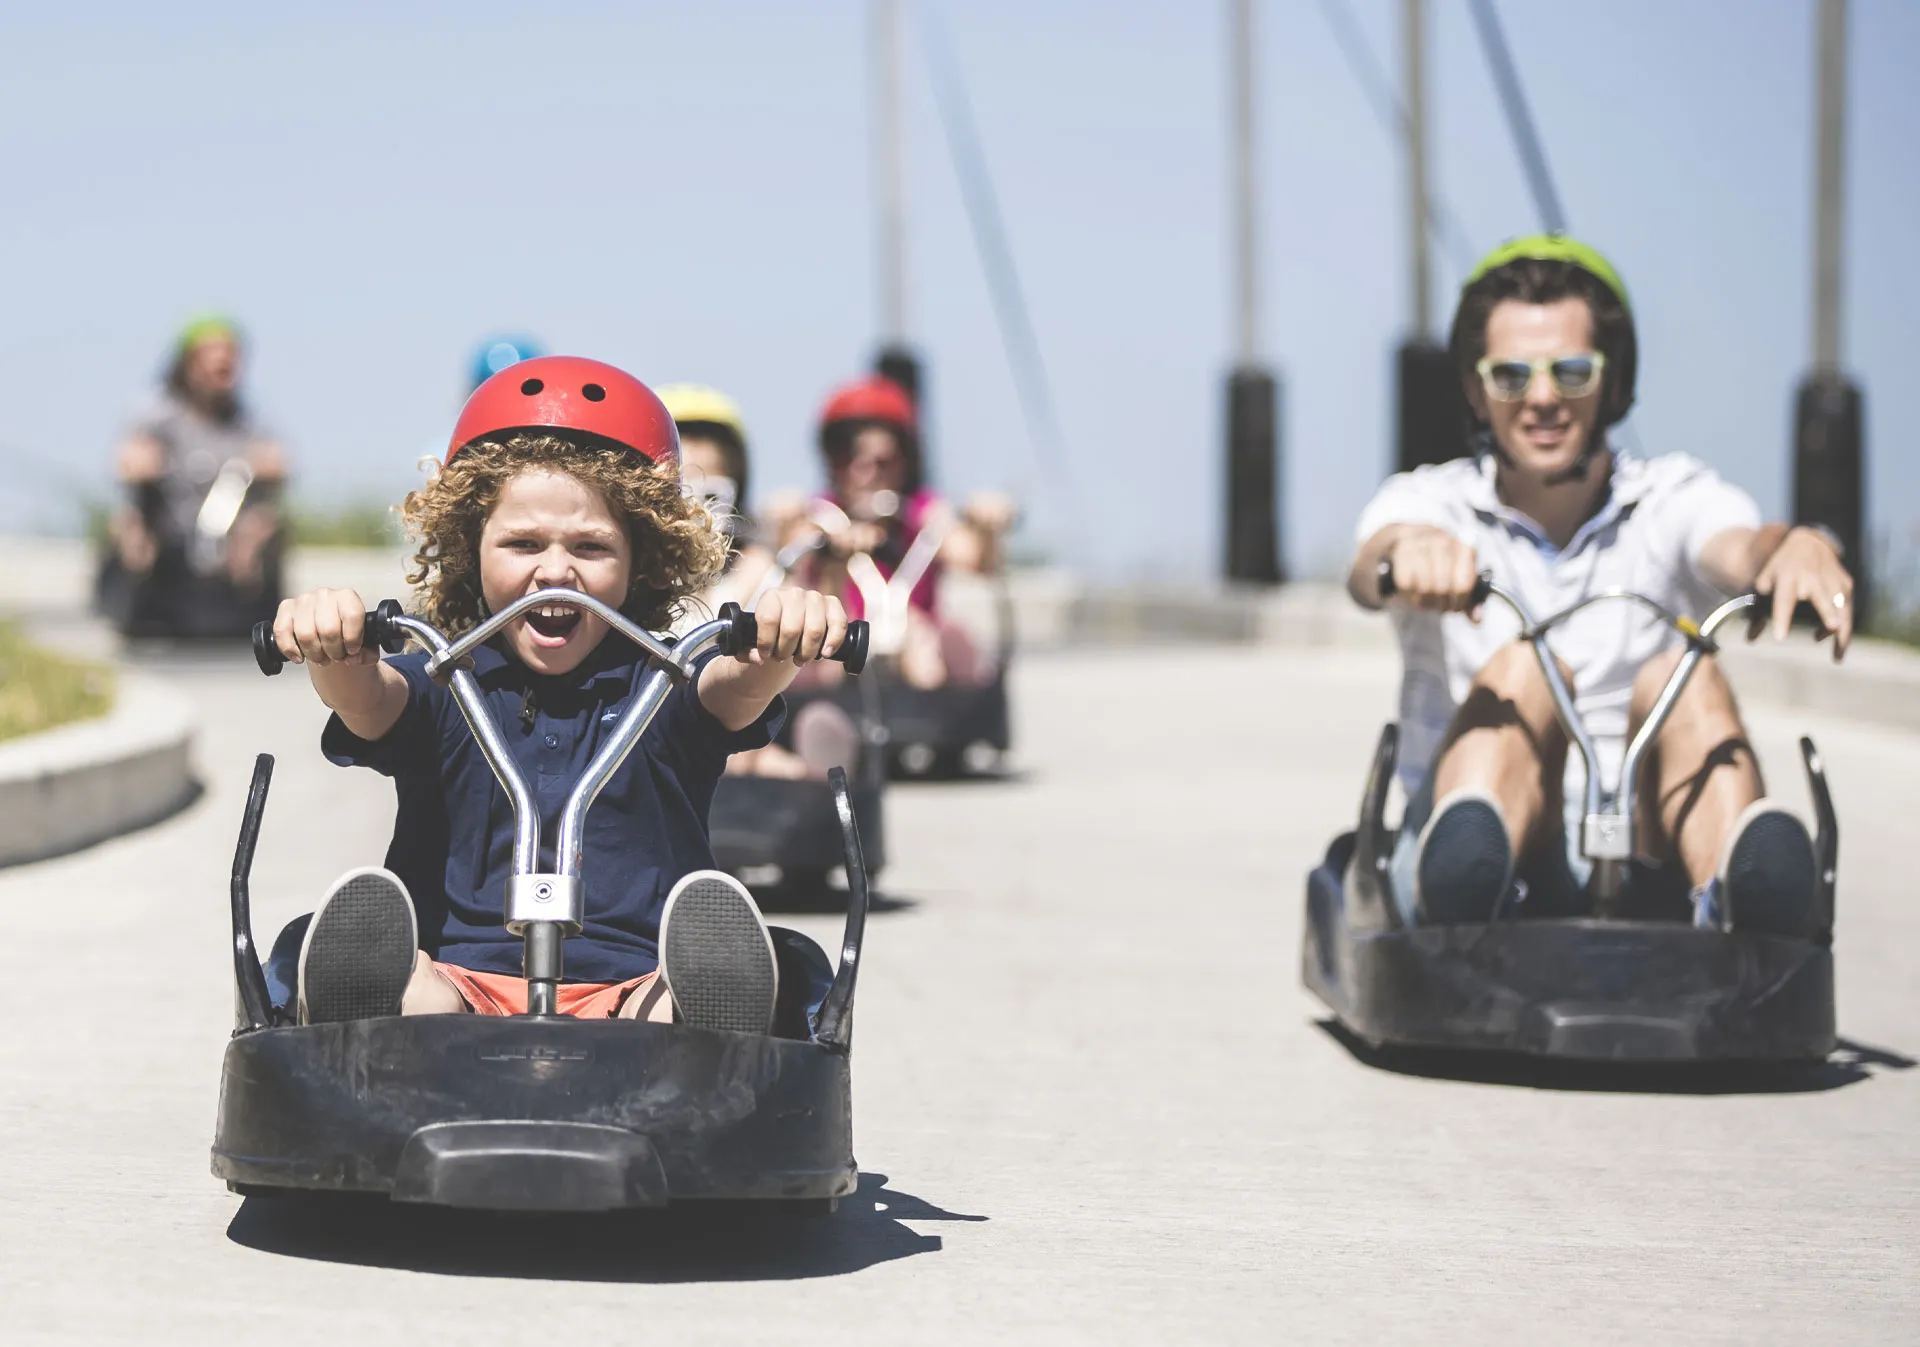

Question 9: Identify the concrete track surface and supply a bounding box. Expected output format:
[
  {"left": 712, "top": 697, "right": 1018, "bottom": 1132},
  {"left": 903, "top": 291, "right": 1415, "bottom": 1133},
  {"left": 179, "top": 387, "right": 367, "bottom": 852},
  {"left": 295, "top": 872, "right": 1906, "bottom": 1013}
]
[{"left": 0, "top": 636, "right": 1914, "bottom": 1345}]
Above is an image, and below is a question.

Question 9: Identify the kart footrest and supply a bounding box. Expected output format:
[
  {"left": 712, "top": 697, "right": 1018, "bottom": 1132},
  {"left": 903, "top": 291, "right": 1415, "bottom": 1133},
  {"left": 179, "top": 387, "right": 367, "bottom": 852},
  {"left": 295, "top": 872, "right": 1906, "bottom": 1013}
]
[{"left": 392, "top": 1121, "right": 668, "bottom": 1211}]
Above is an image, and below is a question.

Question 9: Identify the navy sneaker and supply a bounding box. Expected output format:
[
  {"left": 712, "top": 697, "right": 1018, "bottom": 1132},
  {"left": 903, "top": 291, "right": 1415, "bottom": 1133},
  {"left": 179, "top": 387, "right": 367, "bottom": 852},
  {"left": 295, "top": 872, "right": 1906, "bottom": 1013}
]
[
  {"left": 1719, "top": 801, "right": 1818, "bottom": 937},
  {"left": 297, "top": 867, "right": 418, "bottom": 1024},
  {"left": 660, "top": 870, "right": 779, "bottom": 1034},
  {"left": 1414, "top": 789, "right": 1514, "bottom": 925}
]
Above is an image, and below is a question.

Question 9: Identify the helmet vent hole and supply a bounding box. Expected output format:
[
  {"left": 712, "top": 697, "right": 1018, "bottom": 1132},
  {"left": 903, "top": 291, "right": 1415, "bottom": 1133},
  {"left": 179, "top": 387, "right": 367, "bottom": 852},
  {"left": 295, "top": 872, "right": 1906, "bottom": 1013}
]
[
  {"left": 581, "top": 383, "right": 606, "bottom": 402},
  {"left": 520, "top": 378, "right": 544, "bottom": 395}
]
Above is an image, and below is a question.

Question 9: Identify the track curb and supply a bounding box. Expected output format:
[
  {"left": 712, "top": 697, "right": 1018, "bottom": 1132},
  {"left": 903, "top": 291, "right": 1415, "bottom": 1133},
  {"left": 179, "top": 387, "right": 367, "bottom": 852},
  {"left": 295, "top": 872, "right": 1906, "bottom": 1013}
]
[{"left": 0, "top": 670, "right": 197, "bottom": 867}]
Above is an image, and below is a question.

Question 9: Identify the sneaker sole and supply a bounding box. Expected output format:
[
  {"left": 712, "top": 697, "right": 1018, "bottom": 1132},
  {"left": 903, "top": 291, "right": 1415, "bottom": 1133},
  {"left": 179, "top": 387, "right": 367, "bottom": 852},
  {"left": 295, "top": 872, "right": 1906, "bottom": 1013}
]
[
  {"left": 299, "top": 870, "right": 417, "bottom": 1024},
  {"left": 661, "top": 873, "right": 777, "bottom": 1035},
  {"left": 1416, "top": 795, "right": 1513, "bottom": 925},
  {"left": 1723, "top": 806, "right": 1817, "bottom": 937}
]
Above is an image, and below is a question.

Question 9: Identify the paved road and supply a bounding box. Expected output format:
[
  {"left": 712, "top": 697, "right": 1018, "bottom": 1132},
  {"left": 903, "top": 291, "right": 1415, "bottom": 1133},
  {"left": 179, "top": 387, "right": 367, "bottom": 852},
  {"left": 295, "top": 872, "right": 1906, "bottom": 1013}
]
[{"left": 0, "top": 629, "right": 1915, "bottom": 1344}]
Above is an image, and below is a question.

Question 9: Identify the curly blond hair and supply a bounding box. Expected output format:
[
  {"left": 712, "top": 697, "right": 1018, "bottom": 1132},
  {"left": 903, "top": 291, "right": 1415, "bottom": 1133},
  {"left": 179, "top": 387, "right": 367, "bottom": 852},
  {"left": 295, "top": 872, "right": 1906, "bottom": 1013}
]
[{"left": 401, "top": 433, "right": 726, "bottom": 635}]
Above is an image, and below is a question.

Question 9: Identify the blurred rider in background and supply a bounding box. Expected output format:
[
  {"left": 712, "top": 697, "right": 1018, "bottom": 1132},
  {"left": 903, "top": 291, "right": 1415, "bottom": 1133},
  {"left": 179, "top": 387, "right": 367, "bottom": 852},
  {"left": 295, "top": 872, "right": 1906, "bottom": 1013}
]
[
  {"left": 770, "top": 374, "right": 1016, "bottom": 690},
  {"left": 103, "top": 315, "right": 287, "bottom": 636},
  {"left": 659, "top": 382, "right": 858, "bottom": 779},
  {"left": 469, "top": 334, "right": 544, "bottom": 393}
]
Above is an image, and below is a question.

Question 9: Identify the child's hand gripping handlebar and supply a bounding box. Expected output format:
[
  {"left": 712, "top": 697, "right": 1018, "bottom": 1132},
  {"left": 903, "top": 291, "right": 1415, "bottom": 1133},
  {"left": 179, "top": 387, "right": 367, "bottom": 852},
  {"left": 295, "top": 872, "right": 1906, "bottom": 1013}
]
[
  {"left": 252, "top": 601, "right": 408, "bottom": 676},
  {"left": 714, "top": 601, "right": 869, "bottom": 674}
]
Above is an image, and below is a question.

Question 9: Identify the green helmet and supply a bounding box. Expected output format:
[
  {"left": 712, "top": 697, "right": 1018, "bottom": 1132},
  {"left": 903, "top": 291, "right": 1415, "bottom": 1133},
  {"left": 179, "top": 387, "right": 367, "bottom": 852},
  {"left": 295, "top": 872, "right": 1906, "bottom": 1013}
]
[
  {"left": 1464, "top": 234, "right": 1630, "bottom": 313},
  {"left": 175, "top": 312, "right": 243, "bottom": 355}
]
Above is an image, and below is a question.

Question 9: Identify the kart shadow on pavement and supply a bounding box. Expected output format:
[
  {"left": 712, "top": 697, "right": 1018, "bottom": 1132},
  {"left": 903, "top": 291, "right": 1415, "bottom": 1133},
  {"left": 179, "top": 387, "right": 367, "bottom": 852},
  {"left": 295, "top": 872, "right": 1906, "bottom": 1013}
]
[
  {"left": 1316, "top": 1019, "right": 1915, "bottom": 1095},
  {"left": 225, "top": 1171, "right": 986, "bottom": 1282}
]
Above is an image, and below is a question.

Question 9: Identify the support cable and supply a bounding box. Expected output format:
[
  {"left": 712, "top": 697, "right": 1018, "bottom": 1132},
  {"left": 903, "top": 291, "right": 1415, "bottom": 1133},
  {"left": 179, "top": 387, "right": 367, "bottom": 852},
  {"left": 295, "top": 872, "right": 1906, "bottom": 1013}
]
[
  {"left": 1465, "top": 0, "right": 1568, "bottom": 235},
  {"left": 916, "top": 2, "right": 1086, "bottom": 552},
  {"left": 1314, "top": 0, "right": 1477, "bottom": 275}
]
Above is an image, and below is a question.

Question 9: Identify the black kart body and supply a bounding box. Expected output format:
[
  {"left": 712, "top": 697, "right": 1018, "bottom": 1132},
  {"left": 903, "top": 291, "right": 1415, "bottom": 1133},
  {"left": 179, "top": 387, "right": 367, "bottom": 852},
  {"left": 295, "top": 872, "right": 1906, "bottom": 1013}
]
[
  {"left": 96, "top": 542, "right": 282, "bottom": 640},
  {"left": 215, "top": 749, "right": 873, "bottom": 1212},
  {"left": 1303, "top": 724, "right": 1839, "bottom": 1064},
  {"left": 709, "top": 773, "right": 886, "bottom": 887},
  {"left": 784, "top": 584, "right": 1014, "bottom": 780}
]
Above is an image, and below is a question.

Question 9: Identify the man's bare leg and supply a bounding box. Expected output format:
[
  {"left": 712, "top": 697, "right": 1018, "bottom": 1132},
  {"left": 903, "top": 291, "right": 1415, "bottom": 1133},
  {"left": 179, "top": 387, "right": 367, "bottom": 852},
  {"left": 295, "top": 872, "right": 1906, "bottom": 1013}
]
[
  {"left": 1417, "top": 641, "right": 1571, "bottom": 920},
  {"left": 1629, "top": 649, "right": 1760, "bottom": 887},
  {"left": 1630, "top": 649, "right": 1816, "bottom": 932}
]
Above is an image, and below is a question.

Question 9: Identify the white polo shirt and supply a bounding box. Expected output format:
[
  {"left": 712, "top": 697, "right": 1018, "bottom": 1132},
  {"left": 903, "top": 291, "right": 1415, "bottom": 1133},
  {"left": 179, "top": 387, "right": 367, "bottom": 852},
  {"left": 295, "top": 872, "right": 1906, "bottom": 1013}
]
[{"left": 1355, "top": 450, "right": 1762, "bottom": 801}]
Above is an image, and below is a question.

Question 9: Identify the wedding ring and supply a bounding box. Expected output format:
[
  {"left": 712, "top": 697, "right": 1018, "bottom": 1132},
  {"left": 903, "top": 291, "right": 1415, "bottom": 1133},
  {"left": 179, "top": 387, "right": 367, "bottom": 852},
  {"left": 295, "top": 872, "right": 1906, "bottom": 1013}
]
[{"left": 1833, "top": 592, "right": 1847, "bottom": 609}]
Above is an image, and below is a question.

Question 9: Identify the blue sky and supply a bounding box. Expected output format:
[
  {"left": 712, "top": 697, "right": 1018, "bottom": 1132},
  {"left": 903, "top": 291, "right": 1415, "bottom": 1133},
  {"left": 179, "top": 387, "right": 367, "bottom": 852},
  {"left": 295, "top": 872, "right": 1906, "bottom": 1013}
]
[{"left": 0, "top": 0, "right": 1914, "bottom": 584}]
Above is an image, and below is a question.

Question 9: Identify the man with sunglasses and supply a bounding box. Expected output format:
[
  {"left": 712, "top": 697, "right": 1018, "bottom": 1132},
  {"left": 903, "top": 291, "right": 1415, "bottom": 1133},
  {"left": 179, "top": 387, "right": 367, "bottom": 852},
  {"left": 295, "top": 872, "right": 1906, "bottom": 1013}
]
[{"left": 1347, "top": 235, "right": 1853, "bottom": 934}]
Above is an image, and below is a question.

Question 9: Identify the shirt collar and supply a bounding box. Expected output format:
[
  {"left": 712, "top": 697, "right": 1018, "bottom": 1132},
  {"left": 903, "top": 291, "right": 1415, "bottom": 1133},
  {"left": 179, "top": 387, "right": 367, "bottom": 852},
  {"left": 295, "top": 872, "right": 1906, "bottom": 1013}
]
[{"left": 1471, "top": 445, "right": 1645, "bottom": 556}]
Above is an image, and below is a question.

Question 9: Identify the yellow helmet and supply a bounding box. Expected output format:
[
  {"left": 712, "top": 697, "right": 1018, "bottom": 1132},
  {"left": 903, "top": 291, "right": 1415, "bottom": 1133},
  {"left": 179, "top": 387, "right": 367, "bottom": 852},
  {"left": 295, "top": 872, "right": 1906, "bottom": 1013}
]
[{"left": 655, "top": 383, "right": 747, "bottom": 441}]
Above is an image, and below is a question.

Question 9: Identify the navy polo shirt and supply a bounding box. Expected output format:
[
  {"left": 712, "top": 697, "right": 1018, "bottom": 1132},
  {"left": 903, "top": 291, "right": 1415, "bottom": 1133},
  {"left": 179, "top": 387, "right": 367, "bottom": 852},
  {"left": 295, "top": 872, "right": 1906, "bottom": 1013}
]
[{"left": 322, "top": 636, "right": 781, "bottom": 983}]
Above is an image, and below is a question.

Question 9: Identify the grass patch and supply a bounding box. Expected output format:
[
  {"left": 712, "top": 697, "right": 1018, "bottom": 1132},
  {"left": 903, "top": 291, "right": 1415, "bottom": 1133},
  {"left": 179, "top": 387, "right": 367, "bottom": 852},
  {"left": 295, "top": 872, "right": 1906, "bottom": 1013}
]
[
  {"left": 0, "top": 623, "right": 115, "bottom": 742},
  {"left": 286, "top": 501, "right": 403, "bottom": 548}
]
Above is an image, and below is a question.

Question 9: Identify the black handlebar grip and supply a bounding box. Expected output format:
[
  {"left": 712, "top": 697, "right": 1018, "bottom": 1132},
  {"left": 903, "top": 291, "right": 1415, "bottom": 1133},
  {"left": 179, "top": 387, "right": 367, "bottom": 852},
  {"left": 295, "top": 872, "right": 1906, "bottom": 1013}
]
[
  {"left": 716, "top": 602, "right": 760, "bottom": 657},
  {"left": 252, "top": 599, "right": 407, "bottom": 676},
  {"left": 1376, "top": 559, "right": 1494, "bottom": 610},
  {"left": 715, "top": 601, "right": 870, "bottom": 674},
  {"left": 365, "top": 599, "right": 408, "bottom": 654},
  {"left": 835, "top": 620, "right": 869, "bottom": 675},
  {"left": 251, "top": 620, "right": 285, "bottom": 676}
]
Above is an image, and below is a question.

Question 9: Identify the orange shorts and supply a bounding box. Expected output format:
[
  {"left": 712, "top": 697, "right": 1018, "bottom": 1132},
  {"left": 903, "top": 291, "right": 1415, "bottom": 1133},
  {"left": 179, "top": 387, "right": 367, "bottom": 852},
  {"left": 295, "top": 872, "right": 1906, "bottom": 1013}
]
[{"left": 432, "top": 962, "right": 669, "bottom": 1020}]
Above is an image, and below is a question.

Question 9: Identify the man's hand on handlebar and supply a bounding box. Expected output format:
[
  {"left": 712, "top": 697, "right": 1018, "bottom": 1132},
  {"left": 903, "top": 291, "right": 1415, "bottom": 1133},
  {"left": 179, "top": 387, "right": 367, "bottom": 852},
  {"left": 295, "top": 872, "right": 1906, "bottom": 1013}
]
[
  {"left": 272, "top": 588, "right": 384, "bottom": 668},
  {"left": 1753, "top": 525, "right": 1854, "bottom": 658},
  {"left": 1378, "top": 528, "right": 1485, "bottom": 618}
]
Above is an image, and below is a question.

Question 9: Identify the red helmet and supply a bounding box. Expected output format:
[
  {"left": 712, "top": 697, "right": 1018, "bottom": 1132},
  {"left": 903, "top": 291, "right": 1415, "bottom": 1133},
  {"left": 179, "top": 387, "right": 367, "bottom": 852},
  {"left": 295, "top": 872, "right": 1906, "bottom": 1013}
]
[
  {"left": 818, "top": 375, "right": 917, "bottom": 435},
  {"left": 446, "top": 355, "right": 678, "bottom": 464}
]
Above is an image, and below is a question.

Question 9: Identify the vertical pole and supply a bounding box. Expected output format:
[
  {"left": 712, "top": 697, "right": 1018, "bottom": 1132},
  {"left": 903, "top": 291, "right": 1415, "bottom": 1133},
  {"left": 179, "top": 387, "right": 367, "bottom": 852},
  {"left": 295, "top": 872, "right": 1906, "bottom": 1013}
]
[
  {"left": 1811, "top": 0, "right": 1846, "bottom": 375},
  {"left": 1403, "top": 0, "right": 1431, "bottom": 341},
  {"left": 874, "top": 0, "right": 907, "bottom": 348},
  {"left": 1394, "top": 0, "right": 1462, "bottom": 473},
  {"left": 1223, "top": 0, "right": 1281, "bottom": 584},
  {"left": 1231, "top": 0, "right": 1258, "bottom": 365},
  {"left": 1793, "top": 0, "right": 1867, "bottom": 617},
  {"left": 871, "top": 0, "right": 926, "bottom": 439}
]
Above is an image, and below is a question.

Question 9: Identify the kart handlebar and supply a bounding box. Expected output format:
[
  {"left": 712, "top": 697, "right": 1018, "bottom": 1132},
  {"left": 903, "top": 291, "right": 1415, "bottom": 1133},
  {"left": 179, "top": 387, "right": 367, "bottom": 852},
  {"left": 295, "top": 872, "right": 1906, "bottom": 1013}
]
[
  {"left": 252, "top": 597, "right": 868, "bottom": 678},
  {"left": 1374, "top": 556, "right": 1792, "bottom": 906},
  {"left": 714, "top": 601, "right": 868, "bottom": 675},
  {"left": 252, "top": 600, "right": 407, "bottom": 675}
]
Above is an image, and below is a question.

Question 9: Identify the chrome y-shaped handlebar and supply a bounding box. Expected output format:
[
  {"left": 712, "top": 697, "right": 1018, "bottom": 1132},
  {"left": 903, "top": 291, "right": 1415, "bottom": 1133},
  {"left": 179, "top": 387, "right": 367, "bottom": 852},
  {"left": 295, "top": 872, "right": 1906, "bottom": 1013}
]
[
  {"left": 254, "top": 589, "right": 867, "bottom": 1013},
  {"left": 1379, "top": 562, "right": 1762, "bottom": 907}
]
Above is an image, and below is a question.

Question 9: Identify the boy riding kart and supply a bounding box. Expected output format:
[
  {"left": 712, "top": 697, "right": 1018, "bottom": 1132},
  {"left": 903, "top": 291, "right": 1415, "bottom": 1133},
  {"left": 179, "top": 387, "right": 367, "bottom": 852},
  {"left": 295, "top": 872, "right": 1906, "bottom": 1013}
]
[
  {"left": 1351, "top": 235, "right": 1854, "bottom": 935},
  {"left": 262, "top": 356, "right": 854, "bottom": 1034}
]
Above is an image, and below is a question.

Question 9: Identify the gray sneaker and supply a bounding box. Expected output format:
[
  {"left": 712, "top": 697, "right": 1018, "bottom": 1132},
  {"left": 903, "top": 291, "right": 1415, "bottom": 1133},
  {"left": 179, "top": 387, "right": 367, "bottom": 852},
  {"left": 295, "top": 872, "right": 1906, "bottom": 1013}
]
[
  {"left": 1414, "top": 789, "right": 1515, "bottom": 925},
  {"left": 297, "top": 867, "right": 418, "bottom": 1024},
  {"left": 660, "top": 870, "right": 778, "bottom": 1034},
  {"left": 1719, "top": 800, "right": 1817, "bottom": 937}
]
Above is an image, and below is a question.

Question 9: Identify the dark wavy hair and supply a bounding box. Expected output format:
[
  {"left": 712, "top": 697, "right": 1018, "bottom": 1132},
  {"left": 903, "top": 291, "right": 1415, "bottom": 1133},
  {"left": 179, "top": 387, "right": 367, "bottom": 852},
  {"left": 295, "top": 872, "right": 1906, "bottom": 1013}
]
[{"left": 1448, "top": 258, "right": 1638, "bottom": 430}]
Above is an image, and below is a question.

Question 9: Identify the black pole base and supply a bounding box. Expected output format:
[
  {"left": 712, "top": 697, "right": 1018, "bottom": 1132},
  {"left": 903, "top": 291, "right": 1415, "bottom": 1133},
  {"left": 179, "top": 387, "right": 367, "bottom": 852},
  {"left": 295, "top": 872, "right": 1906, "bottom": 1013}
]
[
  {"left": 1225, "top": 365, "right": 1283, "bottom": 585},
  {"left": 1792, "top": 371, "right": 1868, "bottom": 620},
  {"left": 1395, "top": 339, "right": 1468, "bottom": 474},
  {"left": 873, "top": 344, "right": 923, "bottom": 407}
]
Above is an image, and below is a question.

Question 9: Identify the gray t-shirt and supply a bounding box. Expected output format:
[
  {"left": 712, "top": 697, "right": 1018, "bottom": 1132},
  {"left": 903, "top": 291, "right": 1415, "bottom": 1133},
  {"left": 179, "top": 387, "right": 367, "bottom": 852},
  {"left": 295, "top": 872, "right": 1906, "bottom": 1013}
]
[{"left": 130, "top": 394, "right": 272, "bottom": 543}]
